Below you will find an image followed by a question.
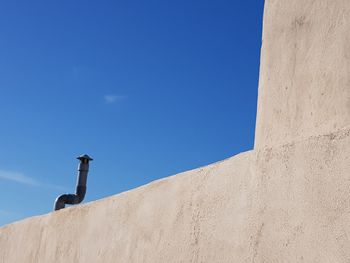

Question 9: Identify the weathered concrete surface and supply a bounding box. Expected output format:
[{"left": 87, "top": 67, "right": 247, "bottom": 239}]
[
  {"left": 0, "top": 151, "right": 255, "bottom": 263},
  {"left": 255, "top": 0, "right": 350, "bottom": 148},
  {"left": 1, "top": 127, "right": 350, "bottom": 262},
  {"left": 2, "top": 0, "right": 350, "bottom": 262},
  {"left": 252, "top": 126, "right": 350, "bottom": 262}
]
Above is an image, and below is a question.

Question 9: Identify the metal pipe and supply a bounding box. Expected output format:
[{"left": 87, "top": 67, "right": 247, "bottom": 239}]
[{"left": 54, "top": 154, "right": 93, "bottom": 211}]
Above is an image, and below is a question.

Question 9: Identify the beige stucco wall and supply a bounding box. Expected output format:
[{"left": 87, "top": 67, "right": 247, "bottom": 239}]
[
  {"left": 1, "top": 127, "right": 350, "bottom": 262},
  {"left": 255, "top": 0, "right": 350, "bottom": 148},
  {"left": 0, "top": 151, "right": 254, "bottom": 262},
  {"left": 2, "top": 0, "right": 350, "bottom": 262}
]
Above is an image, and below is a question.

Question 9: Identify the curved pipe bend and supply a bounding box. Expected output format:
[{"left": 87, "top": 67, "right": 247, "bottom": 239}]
[{"left": 54, "top": 155, "right": 93, "bottom": 211}]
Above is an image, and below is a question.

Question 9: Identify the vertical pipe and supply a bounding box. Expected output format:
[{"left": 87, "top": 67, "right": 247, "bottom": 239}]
[{"left": 54, "top": 154, "right": 93, "bottom": 211}]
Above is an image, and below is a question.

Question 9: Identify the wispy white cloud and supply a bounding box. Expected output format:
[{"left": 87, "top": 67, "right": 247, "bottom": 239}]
[
  {"left": 0, "top": 170, "right": 66, "bottom": 191},
  {"left": 0, "top": 170, "right": 39, "bottom": 186},
  {"left": 104, "top": 94, "right": 127, "bottom": 104}
]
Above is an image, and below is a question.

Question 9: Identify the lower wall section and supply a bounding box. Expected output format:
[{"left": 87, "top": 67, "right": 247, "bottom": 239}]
[
  {"left": 0, "top": 151, "right": 255, "bottom": 263},
  {"left": 253, "top": 127, "right": 350, "bottom": 262},
  {"left": 1, "top": 127, "right": 350, "bottom": 262}
]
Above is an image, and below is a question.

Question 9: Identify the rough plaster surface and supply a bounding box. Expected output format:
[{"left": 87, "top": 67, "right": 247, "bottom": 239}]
[
  {"left": 0, "top": 151, "right": 254, "bottom": 263},
  {"left": 2, "top": 0, "right": 350, "bottom": 262},
  {"left": 2, "top": 127, "right": 350, "bottom": 262},
  {"left": 255, "top": 0, "right": 350, "bottom": 148}
]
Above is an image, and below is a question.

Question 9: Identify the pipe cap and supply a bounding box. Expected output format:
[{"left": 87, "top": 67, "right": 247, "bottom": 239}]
[{"left": 77, "top": 154, "right": 93, "bottom": 161}]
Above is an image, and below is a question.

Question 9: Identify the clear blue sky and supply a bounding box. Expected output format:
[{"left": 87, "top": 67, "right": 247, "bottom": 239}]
[{"left": 0, "top": 0, "right": 264, "bottom": 226}]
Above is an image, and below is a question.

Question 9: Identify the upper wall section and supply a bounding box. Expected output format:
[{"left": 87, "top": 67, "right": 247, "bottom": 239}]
[{"left": 254, "top": 0, "right": 350, "bottom": 148}]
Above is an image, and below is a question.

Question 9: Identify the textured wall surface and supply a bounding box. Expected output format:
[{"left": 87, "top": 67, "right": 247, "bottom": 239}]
[
  {"left": 255, "top": 0, "right": 350, "bottom": 148},
  {"left": 0, "top": 151, "right": 254, "bottom": 263},
  {"left": 2, "top": 0, "right": 350, "bottom": 262},
  {"left": 1, "top": 127, "right": 350, "bottom": 262}
]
